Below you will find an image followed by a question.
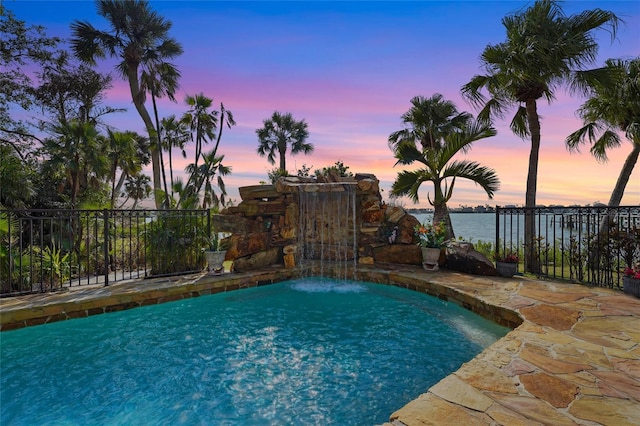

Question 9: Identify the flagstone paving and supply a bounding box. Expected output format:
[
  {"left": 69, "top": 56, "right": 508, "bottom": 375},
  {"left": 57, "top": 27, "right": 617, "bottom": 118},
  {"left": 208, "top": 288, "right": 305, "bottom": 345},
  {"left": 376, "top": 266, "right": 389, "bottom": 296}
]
[{"left": 1, "top": 265, "right": 639, "bottom": 425}]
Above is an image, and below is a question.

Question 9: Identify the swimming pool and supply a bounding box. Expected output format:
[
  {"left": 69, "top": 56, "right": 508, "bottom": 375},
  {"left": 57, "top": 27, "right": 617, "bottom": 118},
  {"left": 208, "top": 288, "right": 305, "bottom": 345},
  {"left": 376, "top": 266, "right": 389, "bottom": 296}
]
[{"left": 1, "top": 277, "right": 508, "bottom": 425}]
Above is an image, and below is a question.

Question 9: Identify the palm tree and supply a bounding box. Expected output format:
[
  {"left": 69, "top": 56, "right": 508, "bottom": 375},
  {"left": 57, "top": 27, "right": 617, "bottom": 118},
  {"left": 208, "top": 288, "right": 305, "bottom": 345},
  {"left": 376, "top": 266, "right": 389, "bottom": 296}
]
[
  {"left": 160, "top": 115, "right": 189, "bottom": 196},
  {"left": 70, "top": 0, "right": 183, "bottom": 209},
  {"left": 389, "top": 94, "right": 472, "bottom": 152},
  {"left": 199, "top": 151, "right": 231, "bottom": 209},
  {"left": 566, "top": 57, "right": 640, "bottom": 210},
  {"left": 390, "top": 95, "right": 499, "bottom": 239},
  {"left": 141, "top": 62, "right": 181, "bottom": 208},
  {"left": 43, "top": 120, "right": 107, "bottom": 208},
  {"left": 176, "top": 95, "right": 235, "bottom": 208},
  {"left": 182, "top": 152, "right": 230, "bottom": 209},
  {"left": 105, "top": 130, "right": 145, "bottom": 209},
  {"left": 182, "top": 93, "right": 218, "bottom": 168},
  {"left": 461, "top": 0, "right": 619, "bottom": 272},
  {"left": 211, "top": 103, "right": 235, "bottom": 162},
  {"left": 123, "top": 173, "right": 151, "bottom": 209},
  {"left": 179, "top": 93, "right": 218, "bottom": 204},
  {"left": 256, "top": 112, "right": 312, "bottom": 174}
]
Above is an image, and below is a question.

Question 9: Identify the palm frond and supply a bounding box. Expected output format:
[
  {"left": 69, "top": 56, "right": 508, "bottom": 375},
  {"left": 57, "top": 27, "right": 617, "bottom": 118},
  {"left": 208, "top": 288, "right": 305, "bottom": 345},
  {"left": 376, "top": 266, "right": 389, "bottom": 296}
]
[
  {"left": 590, "top": 130, "right": 622, "bottom": 162},
  {"left": 566, "top": 122, "right": 599, "bottom": 152},
  {"left": 461, "top": 75, "right": 489, "bottom": 110},
  {"left": 441, "top": 160, "right": 500, "bottom": 199},
  {"left": 438, "top": 119, "right": 496, "bottom": 165},
  {"left": 510, "top": 106, "right": 529, "bottom": 138},
  {"left": 390, "top": 169, "right": 432, "bottom": 203},
  {"left": 393, "top": 143, "right": 426, "bottom": 167}
]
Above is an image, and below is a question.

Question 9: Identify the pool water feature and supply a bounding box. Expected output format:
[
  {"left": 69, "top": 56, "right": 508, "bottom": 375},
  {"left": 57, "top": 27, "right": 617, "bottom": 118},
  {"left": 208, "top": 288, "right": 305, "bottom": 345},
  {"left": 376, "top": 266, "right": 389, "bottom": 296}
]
[
  {"left": 1, "top": 277, "right": 508, "bottom": 425},
  {"left": 297, "top": 184, "right": 358, "bottom": 280}
]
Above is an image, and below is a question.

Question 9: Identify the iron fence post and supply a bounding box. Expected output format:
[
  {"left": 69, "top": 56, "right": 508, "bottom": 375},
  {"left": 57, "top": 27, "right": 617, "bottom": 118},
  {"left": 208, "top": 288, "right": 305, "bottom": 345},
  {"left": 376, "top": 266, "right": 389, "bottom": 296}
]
[
  {"left": 103, "top": 209, "right": 109, "bottom": 287},
  {"left": 495, "top": 206, "right": 500, "bottom": 260}
]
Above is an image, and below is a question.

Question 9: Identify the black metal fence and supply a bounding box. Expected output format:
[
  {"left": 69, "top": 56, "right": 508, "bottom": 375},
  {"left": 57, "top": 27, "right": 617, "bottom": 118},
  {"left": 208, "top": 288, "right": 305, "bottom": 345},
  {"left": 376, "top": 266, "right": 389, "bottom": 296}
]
[
  {"left": 496, "top": 206, "right": 640, "bottom": 288},
  {"left": 4, "top": 206, "right": 639, "bottom": 295},
  {"left": 0, "top": 209, "right": 210, "bottom": 296}
]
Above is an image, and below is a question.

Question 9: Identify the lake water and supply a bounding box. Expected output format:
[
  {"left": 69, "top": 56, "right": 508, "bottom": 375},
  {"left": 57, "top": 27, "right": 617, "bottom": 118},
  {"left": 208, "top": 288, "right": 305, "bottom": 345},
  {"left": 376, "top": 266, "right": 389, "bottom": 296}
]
[{"left": 413, "top": 213, "right": 496, "bottom": 243}]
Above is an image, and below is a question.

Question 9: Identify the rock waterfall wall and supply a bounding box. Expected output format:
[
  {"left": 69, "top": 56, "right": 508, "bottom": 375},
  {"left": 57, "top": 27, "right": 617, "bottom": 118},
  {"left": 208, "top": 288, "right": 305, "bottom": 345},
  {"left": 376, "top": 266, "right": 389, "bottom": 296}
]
[{"left": 215, "top": 174, "right": 423, "bottom": 272}]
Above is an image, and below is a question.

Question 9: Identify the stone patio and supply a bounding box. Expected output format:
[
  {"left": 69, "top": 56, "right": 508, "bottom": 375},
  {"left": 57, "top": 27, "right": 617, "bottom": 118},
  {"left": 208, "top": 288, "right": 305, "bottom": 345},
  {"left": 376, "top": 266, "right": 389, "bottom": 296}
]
[{"left": 1, "top": 265, "right": 639, "bottom": 425}]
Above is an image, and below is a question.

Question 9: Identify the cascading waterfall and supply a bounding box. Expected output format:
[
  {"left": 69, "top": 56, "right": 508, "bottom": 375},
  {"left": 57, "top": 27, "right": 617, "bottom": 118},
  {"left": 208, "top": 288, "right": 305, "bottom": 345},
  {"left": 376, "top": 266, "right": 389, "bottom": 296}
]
[{"left": 297, "top": 183, "right": 358, "bottom": 280}]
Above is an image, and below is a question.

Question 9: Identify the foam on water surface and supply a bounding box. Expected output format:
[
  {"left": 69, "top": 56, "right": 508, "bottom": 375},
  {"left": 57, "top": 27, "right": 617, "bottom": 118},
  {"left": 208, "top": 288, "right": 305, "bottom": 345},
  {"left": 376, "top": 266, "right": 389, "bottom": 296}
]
[{"left": 289, "top": 277, "right": 368, "bottom": 293}]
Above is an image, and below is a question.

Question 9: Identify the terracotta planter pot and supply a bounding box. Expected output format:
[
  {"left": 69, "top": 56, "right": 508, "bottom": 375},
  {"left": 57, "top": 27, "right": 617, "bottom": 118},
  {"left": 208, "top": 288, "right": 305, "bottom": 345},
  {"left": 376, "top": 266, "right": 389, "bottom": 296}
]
[
  {"left": 496, "top": 261, "right": 517, "bottom": 278},
  {"left": 421, "top": 247, "right": 441, "bottom": 271},
  {"left": 623, "top": 276, "right": 640, "bottom": 298}
]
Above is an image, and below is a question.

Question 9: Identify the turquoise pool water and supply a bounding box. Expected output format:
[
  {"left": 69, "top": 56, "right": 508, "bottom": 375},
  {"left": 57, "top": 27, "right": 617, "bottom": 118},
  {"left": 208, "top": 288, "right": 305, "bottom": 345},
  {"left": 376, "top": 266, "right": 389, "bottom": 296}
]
[{"left": 1, "top": 278, "right": 508, "bottom": 425}]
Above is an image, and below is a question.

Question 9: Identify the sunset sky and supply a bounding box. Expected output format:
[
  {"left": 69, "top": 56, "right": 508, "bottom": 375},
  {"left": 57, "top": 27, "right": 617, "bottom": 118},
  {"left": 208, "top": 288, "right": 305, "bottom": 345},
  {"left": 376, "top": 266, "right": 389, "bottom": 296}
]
[{"left": 8, "top": 0, "right": 640, "bottom": 208}]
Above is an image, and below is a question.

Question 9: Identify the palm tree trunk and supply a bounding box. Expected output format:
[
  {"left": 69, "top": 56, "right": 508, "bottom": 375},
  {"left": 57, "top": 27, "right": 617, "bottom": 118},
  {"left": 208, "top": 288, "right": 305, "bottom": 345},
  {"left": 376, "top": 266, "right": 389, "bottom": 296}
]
[
  {"left": 279, "top": 143, "right": 287, "bottom": 173},
  {"left": 194, "top": 124, "right": 201, "bottom": 180},
  {"left": 211, "top": 105, "right": 226, "bottom": 159},
  {"left": 608, "top": 142, "right": 639, "bottom": 207},
  {"left": 524, "top": 99, "right": 541, "bottom": 274},
  {"left": 125, "top": 66, "right": 163, "bottom": 209},
  {"left": 110, "top": 159, "right": 118, "bottom": 209},
  {"left": 151, "top": 91, "right": 171, "bottom": 208},
  {"left": 433, "top": 203, "right": 455, "bottom": 240},
  {"left": 597, "top": 141, "right": 640, "bottom": 235},
  {"left": 168, "top": 148, "right": 174, "bottom": 198},
  {"left": 113, "top": 172, "right": 128, "bottom": 208},
  {"left": 71, "top": 152, "right": 80, "bottom": 209},
  {"left": 432, "top": 179, "right": 455, "bottom": 240}
]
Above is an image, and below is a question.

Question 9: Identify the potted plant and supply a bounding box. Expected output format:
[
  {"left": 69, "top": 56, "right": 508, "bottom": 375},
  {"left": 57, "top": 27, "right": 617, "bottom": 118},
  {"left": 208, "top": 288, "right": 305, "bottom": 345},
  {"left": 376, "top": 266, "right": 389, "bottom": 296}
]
[
  {"left": 414, "top": 220, "right": 447, "bottom": 271},
  {"left": 494, "top": 252, "right": 519, "bottom": 278},
  {"left": 622, "top": 264, "right": 640, "bottom": 298},
  {"left": 204, "top": 232, "right": 228, "bottom": 275}
]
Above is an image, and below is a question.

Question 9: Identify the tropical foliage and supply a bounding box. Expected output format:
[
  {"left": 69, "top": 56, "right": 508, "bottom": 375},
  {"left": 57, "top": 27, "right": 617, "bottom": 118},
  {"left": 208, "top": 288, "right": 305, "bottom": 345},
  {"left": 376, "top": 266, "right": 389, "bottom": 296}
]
[
  {"left": 0, "top": 145, "right": 36, "bottom": 209},
  {"left": 461, "top": 0, "right": 620, "bottom": 272},
  {"left": 256, "top": 111, "right": 312, "bottom": 174},
  {"left": 144, "top": 212, "right": 207, "bottom": 275},
  {"left": 316, "top": 160, "right": 353, "bottom": 179},
  {"left": 0, "top": 1, "right": 239, "bottom": 212},
  {"left": 42, "top": 120, "right": 107, "bottom": 208},
  {"left": 1, "top": 4, "right": 60, "bottom": 156},
  {"left": 70, "top": 0, "right": 183, "bottom": 208},
  {"left": 159, "top": 115, "right": 189, "bottom": 199},
  {"left": 389, "top": 94, "right": 499, "bottom": 239},
  {"left": 178, "top": 94, "right": 235, "bottom": 209},
  {"left": 566, "top": 57, "right": 640, "bottom": 209},
  {"left": 105, "top": 130, "right": 149, "bottom": 209}
]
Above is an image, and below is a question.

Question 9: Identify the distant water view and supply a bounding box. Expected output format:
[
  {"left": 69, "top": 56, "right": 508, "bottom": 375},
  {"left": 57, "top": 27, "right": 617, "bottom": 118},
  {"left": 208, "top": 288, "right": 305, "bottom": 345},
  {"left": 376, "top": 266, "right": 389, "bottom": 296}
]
[{"left": 414, "top": 213, "right": 496, "bottom": 243}]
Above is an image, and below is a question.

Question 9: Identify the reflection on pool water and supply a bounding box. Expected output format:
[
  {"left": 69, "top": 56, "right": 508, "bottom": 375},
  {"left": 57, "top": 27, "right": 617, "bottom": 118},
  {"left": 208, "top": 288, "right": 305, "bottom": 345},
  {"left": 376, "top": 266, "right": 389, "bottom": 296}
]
[{"left": 1, "top": 277, "right": 508, "bottom": 425}]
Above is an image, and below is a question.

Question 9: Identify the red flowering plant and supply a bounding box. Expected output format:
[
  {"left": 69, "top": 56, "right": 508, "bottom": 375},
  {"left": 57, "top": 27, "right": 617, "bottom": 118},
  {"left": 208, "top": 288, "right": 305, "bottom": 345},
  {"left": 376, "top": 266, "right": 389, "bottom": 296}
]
[
  {"left": 623, "top": 264, "right": 640, "bottom": 279},
  {"left": 494, "top": 252, "right": 519, "bottom": 264}
]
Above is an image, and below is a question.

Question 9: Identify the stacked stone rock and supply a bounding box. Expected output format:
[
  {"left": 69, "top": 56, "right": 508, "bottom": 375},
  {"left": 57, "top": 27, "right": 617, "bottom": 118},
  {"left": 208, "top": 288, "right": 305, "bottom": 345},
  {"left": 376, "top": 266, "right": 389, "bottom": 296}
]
[
  {"left": 216, "top": 173, "right": 497, "bottom": 275},
  {"left": 216, "top": 174, "right": 423, "bottom": 272}
]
